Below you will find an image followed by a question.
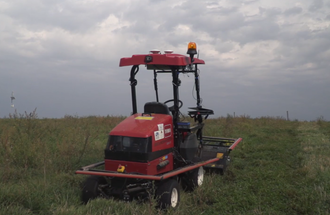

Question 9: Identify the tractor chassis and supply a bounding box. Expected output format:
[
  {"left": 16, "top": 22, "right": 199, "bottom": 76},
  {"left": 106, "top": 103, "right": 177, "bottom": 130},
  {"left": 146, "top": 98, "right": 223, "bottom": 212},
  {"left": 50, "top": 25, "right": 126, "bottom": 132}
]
[{"left": 76, "top": 137, "right": 242, "bottom": 203}]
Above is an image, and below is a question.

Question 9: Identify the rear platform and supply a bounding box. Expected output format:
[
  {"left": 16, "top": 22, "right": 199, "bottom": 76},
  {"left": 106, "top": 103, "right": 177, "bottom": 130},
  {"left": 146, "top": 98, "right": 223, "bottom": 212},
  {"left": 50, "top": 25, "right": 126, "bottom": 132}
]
[{"left": 200, "top": 136, "right": 242, "bottom": 173}]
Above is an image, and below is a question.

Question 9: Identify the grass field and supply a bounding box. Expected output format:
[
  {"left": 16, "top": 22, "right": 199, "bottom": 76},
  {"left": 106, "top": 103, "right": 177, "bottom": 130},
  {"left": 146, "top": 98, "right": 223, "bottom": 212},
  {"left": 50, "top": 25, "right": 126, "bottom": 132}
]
[{"left": 0, "top": 112, "right": 329, "bottom": 215}]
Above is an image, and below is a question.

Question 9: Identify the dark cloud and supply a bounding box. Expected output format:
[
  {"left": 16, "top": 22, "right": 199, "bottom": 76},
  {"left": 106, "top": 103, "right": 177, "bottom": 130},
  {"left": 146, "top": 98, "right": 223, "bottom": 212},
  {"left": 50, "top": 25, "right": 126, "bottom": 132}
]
[
  {"left": 276, "top": 27, "right": 330, "bottom": 71},
  {"left": 309, "top": 0, "right": 324, "bottom": 12},
  {"left": 284, "top": 6, "right": 303, "bottom": 16},
  {"left": 3, "top": 0, "right": 124, "bottom": 32},
  {"left": 1, "top": 0, "right": 329, "bottom": 120}
]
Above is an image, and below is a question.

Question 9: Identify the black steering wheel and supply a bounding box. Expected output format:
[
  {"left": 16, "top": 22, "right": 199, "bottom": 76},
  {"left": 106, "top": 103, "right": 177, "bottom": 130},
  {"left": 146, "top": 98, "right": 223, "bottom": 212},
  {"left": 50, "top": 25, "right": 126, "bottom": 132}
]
[{"left": 164, "top": 99, "right": 183, "bottom": 111}]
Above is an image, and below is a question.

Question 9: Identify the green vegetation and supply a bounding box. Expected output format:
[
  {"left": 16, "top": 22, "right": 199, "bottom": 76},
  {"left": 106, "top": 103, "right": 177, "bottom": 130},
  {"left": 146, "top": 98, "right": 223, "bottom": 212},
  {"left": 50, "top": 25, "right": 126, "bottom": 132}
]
[{"left": 1, "top": 111, "right": 329, "bottom": 215}]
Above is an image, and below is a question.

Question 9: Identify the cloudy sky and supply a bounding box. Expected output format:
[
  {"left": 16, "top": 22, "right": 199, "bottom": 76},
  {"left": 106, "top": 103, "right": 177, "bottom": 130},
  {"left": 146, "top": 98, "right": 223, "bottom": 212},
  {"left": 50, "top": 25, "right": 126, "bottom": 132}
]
[{"left": 0, "top": 0, "right": 329, "bottom": 120}]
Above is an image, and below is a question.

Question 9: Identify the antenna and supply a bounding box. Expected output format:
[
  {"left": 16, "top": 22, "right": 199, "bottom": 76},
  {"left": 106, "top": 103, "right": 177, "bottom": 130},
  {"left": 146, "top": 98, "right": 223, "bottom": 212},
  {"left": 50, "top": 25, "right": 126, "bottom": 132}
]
[{"left": 11, "top": 92, "right": 15, "bottom": 108}]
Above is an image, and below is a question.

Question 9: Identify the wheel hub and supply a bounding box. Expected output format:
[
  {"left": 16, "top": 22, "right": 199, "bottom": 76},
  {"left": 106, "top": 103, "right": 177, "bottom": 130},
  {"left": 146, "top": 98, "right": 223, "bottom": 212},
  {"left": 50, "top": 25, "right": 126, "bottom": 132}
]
[
  {"left": 171, "top": 188, "right": 178, "bottom": 208},
  {"left": 197, "top": 167, "right": 204, "bottom": 186}
]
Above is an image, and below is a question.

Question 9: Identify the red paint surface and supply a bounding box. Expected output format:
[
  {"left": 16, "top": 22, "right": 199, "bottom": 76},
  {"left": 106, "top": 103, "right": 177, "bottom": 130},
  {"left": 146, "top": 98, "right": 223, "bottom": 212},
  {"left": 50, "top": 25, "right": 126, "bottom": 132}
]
[
  {"left": 229, "top": 138, "right": 242, "bottom": 150},
  {"left": 119, "top": 53, "right": 205, "bottom": 67},
  {"left": 104, "top": 152, "right": 173, "bottom": 175},
  {"left": 110, "top": 113, "right": 174, "bottom": 152},
  {"left": 161, "top": 157, "right": 219, "bottom": 179},
  {"left": 75, "top": 170, "right": 161, "bottom": 180},
  {"left": 76, "top": 157, "right": 220, "bottom": 180}
]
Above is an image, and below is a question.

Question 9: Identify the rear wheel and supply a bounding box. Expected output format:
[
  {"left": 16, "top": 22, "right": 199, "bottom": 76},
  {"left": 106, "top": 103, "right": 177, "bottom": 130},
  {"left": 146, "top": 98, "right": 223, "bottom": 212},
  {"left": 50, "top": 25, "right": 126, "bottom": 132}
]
[
  {"left": 81, "top": 176, "right": 108, "bottom": 204},
  {"left": 181, "top": 166, "right": 204, "bottom": 191},
  {"left": 156, "top": 179, "right": 180, "bottom": 210}
]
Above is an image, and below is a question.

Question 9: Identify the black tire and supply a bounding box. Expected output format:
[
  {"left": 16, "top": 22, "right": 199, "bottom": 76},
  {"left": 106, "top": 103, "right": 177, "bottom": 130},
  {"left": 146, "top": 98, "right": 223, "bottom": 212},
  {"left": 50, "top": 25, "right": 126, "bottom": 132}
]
[
  {"left": 81, "top": 176, "right": 108, "bottom": 204},
  {"left": 156, "top": 179, "right": 180, "bottom": 210},
  {"left": 181, "top": 166, "right": 204, "bottom": 192}
]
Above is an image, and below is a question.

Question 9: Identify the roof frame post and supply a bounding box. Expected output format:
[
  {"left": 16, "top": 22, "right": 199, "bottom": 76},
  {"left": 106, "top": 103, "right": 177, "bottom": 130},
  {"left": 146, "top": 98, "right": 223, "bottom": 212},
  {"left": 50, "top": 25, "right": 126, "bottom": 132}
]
[
  {"left": 129, "top": 65, "right": 139, "bottom": 115},
  {"left": 171, "top": 66, "right": 180, "bottom": 146},
  {"left": 153, "top": 70, "right": 159, "bottom": 102},
  {"left": 194, "top": 64, "right": 202, "bottom": 108}
]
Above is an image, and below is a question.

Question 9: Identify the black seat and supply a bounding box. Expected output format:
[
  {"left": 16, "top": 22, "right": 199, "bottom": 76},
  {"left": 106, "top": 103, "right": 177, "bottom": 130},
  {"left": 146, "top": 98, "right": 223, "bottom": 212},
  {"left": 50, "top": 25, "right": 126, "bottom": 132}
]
[{"left": 144, "top": 102, "right": 170, "bottom": 115}]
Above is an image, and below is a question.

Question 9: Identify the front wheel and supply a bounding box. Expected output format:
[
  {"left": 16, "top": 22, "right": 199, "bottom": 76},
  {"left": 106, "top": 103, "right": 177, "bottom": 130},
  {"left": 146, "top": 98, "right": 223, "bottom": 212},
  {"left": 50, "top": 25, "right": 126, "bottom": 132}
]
[
  {"left": 181, "top": 166, "right": 204, "bottom": 191},
  {"left": 156, "top": 179, "right": 180, "bottom": 210},
  {"left": 81, "top": 176, "right": 108, "bottom": 204}
]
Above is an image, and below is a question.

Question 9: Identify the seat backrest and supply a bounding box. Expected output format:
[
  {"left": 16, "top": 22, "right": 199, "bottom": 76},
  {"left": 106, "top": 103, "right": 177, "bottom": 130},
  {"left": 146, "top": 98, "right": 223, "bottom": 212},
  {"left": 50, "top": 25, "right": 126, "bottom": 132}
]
[{"left": 144, "top": 102, "right": 170, "bottom": 115}]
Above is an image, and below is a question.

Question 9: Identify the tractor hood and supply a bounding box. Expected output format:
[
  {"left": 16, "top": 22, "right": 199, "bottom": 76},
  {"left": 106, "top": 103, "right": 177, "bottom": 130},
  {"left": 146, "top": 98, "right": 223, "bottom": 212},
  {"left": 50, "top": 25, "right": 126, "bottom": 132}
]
[{"left": 110, "top": 113, "right": 173, "bottom": 140}]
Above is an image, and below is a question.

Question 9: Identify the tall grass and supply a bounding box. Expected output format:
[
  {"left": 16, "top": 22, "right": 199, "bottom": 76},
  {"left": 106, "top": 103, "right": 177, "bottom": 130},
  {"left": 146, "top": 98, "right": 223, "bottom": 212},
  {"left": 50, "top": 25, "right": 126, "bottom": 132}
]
[
  {"left": 297, "top": 120, "right": 330, "bottom": 213},
  {"left": 0, "top": 112, "right": 329, "bottom": 214}
]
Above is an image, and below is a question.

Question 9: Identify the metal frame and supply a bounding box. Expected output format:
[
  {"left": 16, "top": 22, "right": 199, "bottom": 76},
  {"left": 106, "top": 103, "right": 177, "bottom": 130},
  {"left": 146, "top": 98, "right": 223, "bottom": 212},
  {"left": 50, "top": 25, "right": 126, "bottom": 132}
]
[
  {"left": 128, "top": 63, "right": 203, "bottom": 148},
  {"left": 76, "top": 157, "right": 220, "bottom": 181},
  {"left": 75, "top": 138, "right": 242, "bottom": 179}
]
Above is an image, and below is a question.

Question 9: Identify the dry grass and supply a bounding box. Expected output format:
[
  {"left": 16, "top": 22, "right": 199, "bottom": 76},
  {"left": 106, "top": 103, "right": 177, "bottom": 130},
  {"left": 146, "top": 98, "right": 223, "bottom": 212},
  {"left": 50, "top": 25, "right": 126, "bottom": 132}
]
[
  {"left": 297, "top": 121, "right": 330, "bottom": 214},
  {"left": 298, "top": 122, "right": 330, "bottom": 176}
]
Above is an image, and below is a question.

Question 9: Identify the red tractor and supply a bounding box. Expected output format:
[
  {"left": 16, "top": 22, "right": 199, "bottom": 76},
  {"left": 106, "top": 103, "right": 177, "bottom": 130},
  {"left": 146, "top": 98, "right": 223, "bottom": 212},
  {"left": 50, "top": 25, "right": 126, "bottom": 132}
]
[{"left": 76, "top": 42, "right": 242, "bottom": 209}]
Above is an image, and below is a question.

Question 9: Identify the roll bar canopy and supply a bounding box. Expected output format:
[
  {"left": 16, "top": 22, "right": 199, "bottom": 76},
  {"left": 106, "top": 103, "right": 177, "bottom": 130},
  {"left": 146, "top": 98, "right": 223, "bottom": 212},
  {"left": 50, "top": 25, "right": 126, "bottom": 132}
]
[
  {"left": 118, "top": 45, "right": 211, "bottom": 148},
  {"left": 119, "top": 53, "right": 205, "bottom": 68}
]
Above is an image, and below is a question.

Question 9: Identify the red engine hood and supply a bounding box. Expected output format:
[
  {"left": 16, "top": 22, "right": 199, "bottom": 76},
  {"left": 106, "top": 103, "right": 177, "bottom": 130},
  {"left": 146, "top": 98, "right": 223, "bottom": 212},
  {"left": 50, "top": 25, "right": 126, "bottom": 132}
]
[{"left": 110, "top": 113, "right": 173, "bottom": 139}]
